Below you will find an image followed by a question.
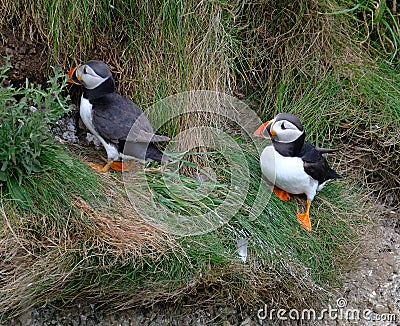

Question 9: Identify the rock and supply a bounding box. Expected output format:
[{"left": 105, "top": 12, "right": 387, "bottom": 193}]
[
  {"left": 373, "top": 303, "right": 389, "bottom": 314},
  {"left": 62, "top": 131, "right": 78, "bottom": 142},
  {"left": 86, "top": 132, "right": 101, "bottom": 148}
]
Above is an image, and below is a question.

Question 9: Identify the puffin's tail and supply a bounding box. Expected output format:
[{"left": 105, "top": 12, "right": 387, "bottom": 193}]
[
  {"left": 315, "top": 147, "right": 338, "bottom": 154},
  {"left": 146, "top": 143, "right": 171, "bottom": 163}
]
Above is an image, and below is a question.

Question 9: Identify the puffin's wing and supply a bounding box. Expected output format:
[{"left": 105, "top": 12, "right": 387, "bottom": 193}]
[
  {"left": 92, "top": 93, "right": 161, "bottom": 144},
  {"left": 128, "top": 129, "right": 170, "bottom": 143},
  {"left": 301, "top": 142, "right": 330, "bottom": 183}
]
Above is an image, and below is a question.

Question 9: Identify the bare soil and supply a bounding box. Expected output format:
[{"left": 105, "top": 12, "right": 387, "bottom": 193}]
[{"left": 0, "top": 33, "right": 47, "bottom": 86}]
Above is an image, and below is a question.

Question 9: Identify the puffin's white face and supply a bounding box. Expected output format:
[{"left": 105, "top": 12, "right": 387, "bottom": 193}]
[
  {"left": 254, "top": 115, "right": 304, "bottom": 143},
  {"left": 74, "top": 64, "right": 108, "bottom": 90},
  {"left": 267, "top": 119, "right": 304, "bottom": 143}
]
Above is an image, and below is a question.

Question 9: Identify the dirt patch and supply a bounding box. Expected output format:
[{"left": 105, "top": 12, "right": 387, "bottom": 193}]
[
  {"left": 339, "top": 208, "right": 400, "bottom": 325},
  {"left": 0, "top": 32, "right": 47, "bottom": 86}
]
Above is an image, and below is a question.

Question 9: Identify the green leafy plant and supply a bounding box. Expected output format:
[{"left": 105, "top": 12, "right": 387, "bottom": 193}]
[{"left": 0, "top": 59, "right": 71, "bottom": 204}]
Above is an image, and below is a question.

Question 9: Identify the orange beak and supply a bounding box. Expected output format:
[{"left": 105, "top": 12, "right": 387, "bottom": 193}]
[
  {"left": 254, "top": 120, "right": 275, "bottom": 138},
  {"left": 67, "top": 65, "right": 81, "bottom": 84}
]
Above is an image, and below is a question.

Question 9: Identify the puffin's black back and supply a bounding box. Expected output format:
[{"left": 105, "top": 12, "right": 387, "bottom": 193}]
[
  {"left": 91, "top": 92, "right": 149, "bottom": 143},
  {"left": 91, "top": 91, "right": 170, "bottom": 163},
  {"left": 300, "top": 142, "right": 342, "bottom": 184}
]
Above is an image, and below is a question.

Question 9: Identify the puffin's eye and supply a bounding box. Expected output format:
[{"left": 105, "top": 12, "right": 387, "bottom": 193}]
[
  {"left": 281, "top": 122, "right": 286, "bottom": 130},
  {"left": 83, "top": 67, "right": 87, "bottom": 74}
]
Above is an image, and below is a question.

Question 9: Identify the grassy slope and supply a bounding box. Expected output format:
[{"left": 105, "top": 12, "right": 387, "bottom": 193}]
[{"left": 0, "top": 0, "right": 399, "bottom": 319}]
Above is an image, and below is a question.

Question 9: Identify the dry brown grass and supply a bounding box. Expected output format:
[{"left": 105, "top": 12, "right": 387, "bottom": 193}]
[
  {"left": 0, "top": 172, "right": 177, "bottom": 317},
  {"left": 341, "top": 128, "right": 400, "bottom": 209},
  {"left": 235, "top": 0, "right": 364, "bottom": 107}
]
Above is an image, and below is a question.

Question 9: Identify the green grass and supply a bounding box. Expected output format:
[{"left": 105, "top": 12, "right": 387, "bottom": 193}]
[
  {"left": 331, "top": 0, "right": 400, "bottom": 64},
  {"left": 258, "top": 64, "right": 400, "bottom": 142},
  {"left": 6, "top": 149, "right": 356, "bottom": 315},
  {"left": 0, "top": 0, "right": 236, "bottom": 109},
  {"left": 0, "top": 64, "right": 360, "bottom": 316}
]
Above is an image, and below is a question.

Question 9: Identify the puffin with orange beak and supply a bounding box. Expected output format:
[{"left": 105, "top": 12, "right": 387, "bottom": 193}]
[
  {"left": 67, "top": 60, "right": 170, "bottom": 172},
  {"left": 254, "top": 113, "right": 342, "bottom": 231}
]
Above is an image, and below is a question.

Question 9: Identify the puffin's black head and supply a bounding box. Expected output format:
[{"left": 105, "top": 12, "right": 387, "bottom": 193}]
[
  {"left": 67, "top": 60, "right": 115, "bottom": 91},
  {"left": 274, "top": 113, "right": 303, "bottom": 132},
  {"left": 254, "top": 112, "right": 305, "bottom": 143}
]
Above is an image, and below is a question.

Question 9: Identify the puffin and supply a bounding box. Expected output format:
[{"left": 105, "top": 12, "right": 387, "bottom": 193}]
[
  {"left": 253, "top": 112, "right": 342, "bottom": 231},
  {"left": 67, "top": 60, "right": 170, "bottom": 172}
]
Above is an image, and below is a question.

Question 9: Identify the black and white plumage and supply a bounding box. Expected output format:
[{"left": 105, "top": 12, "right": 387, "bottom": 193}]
[
  {"left": 253, "top": 112, "right": 342, "bottom": 231},
  {"left": 67, "top": 60, "right": 170, "bottom": 171}
]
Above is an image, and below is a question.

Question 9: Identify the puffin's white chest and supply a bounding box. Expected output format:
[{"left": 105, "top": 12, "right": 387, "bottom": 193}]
[
  {"left": 80, "top": 97, "right": 97, "bottom": 135},
  {"left": 79, "top": 96, "right": 119, "bottom": 160},
  {"left": 260, "top": 145, "right": 318, "bottom": 200}
]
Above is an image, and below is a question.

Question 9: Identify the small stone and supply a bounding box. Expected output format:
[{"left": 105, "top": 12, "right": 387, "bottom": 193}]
[
  {"left": 373, "top": 304, "right": 389, "bottom": 314},
  {"left": 62, "top": 131, "right": 78, "bottom": 142}
]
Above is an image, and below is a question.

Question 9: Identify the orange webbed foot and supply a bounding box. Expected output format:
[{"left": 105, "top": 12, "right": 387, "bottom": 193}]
[
  {"left": 296, "top": 200, "right": 312, "bottom": 231},
  {"left": 273, "top": 186, "right": 291, "bottom": 201},
  {"left": 111, "top": 161, "right": 134, "bottom": 171},
  {"left": 296, "top": 212, "right": 312, "bottom": 231},
  {"left": 87, "top": 161, "right": 113, "bottom": 172},
  {"left": 87, "top": 162, "right": 106, "bottom": 171}
]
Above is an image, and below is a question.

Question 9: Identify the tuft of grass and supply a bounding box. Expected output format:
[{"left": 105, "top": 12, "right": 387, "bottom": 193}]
[
  {"left": 330, "top": 0, "right": 400, "bottom": 63},
  {"left": 2, "top": 143, "right": 359, "bottom": 317}
]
